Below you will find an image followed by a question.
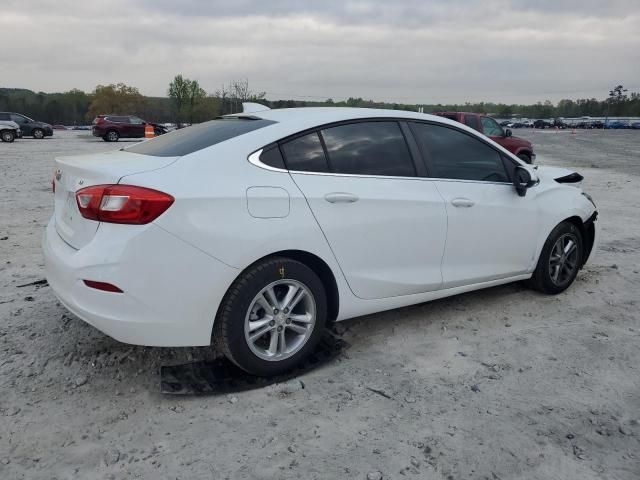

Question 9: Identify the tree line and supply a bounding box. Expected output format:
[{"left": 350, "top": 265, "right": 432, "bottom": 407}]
[{"left": 0, "top": 80, "right": 638, "bottom": 126}]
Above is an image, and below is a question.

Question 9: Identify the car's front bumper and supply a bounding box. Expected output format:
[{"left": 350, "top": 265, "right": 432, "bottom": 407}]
[{"left": 43, "top": 217, "right": 239, "bottom": 346}]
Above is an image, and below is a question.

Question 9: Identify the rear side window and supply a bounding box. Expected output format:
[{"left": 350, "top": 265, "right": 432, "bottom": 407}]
[
  {"left": 280, "top": 132, "right": 328, "bottom": 173},
  {"left": 411, "top": 122, "right": 509, "bottom": 183},
  {"left": 127, "top": 118, "right": 276, "bottom": 157},
  {"left": 259, "top": 145, "right": 286, "bottom": 170},
  {"left": 320, "top": 121, "right": 415, "bottom": 177},
  {"left": 0, "top": 113, "right": 9, "bottom": 121},
  {"left": 464, "top": 115, "right": 481, "bottom": 132},
  {"left": 106, "top": 116, "right": 127, "bottom": 123}
]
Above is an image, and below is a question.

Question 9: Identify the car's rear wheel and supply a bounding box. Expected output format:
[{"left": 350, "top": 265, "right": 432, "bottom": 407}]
[
  {"left": 1, "top": 130, "right": 16, "bottom": 143},
  {"left": 213, "top": 257, "right": 327, "bottom": 376},
  {"left": 104, "top": 130, "right": 119, "bottom": 142},
  {"left": 529, "top": 221, "right": 583, "bottom": 294},
  {"left": 517, "top": 153, "right": 532, "bottom": 164},
  {"left": 33, "top": 128, "right": 44, "bottom": 139}
]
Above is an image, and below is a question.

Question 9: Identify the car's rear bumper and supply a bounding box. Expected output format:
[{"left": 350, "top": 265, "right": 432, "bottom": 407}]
[{"left": 43, "top": 218, "right": 239, "bottom": 346}]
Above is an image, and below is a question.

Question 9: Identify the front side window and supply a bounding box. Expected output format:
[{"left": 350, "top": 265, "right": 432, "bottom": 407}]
[
  {"left": 480, "top": 117, "right": 504, "bottom": 137},
  {"left": 10, "top": 114, "right": 28, "bottom": 124},
  {"left": 0, "top": 113, "right": 10, "bottom": 121},
  {"left": 411, "top": 122, "right": 509, "bottom": 183},
  {"left": 280, "top": 132, "right": 328, "bottom": 173},
  {"left": 320, "top": 121, "right": 415, "bottom": 177}
]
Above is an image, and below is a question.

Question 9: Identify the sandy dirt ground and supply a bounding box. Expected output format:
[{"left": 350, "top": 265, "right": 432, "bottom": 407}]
[{"left": 1, "top": 129, "right": 639, "bottom": 480}]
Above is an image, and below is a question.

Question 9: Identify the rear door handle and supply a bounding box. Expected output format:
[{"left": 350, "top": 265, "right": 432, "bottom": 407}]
[
  {"left": 451, "top": 197, "right": 475, "bottom": 208},
  {"left": 324, "top": 192, "right": 359, "bottom": 204}
]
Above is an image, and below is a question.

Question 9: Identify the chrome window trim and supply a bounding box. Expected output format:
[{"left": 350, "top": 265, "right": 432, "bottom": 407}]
[
  {"left": 247, "top": 149, "right": 288, "bottom": 173},
  {"left": 248, "top": 148, "right": 514, "bottom": 186}
]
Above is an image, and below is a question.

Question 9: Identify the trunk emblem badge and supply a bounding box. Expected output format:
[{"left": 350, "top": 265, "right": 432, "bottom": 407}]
[
  {"left": 78, "top": 179, "right": 84, "bottom": 185},
  {"left": 55, "top": 169, "right": 62, "bottom": 181}
]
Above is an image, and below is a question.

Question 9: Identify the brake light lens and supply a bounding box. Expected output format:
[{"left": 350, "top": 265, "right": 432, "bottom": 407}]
[
  {"left": 75, "top": 185, "right": 174, "bottom": 224},
  {"left": 83, "top": 280, "right": 123, "bottom": 293}
]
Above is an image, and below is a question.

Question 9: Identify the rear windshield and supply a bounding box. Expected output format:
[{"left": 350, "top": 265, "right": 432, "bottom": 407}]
[{"left": 126, "top": 118, "right": 276, "bottom": 157}]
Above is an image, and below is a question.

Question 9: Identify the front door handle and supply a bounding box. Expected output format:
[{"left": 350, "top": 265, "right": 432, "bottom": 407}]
[
  {"left": 451, "top": 197, "right": 475, "bottom": 208},
  {"left": 325, "top": 192, "right": 359, "bottom": 204}
]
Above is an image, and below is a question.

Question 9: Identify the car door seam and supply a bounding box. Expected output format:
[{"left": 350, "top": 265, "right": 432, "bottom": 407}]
[
  {"left": 285, "top": 171, "right": 361, "bottom": 299},
  {"left": 433, "top": 182, "right": 449, "bottom": 289}
]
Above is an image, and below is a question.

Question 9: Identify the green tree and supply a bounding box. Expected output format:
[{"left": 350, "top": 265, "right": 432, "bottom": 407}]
[
  {"left": 87, "top": 83, "right": 146, "bottom": 120},
  {"left": 187, "top": 80, "right": 207, "bottom": 123},
  {"left": 168, "top": 75, "right": 190, "bottom": 125},
  {"left": 607, "top": 84, "right": 628, "bottom": 117}
]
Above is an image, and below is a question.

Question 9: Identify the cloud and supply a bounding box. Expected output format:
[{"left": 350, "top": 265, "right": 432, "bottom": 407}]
[{"left": 0, "top": 0, "right": 638, "bottom": 103}]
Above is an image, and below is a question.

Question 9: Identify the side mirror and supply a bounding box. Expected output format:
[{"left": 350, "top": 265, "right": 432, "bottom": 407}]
[
  {"left": 513, "top": 166, "right": 532, "bottom": 197},
  {"left": 505, "top": 129, "right": 512, "bottom": 137}
]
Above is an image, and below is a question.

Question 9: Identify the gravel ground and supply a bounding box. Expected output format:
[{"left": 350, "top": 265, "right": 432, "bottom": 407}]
[{"left": 1, "top": 129, "right": 639, "bottom": 480}]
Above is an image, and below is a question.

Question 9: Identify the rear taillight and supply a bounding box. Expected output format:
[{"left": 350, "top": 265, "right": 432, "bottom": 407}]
[
  {"left": 75, "top": 185, "right": 174, "bottom": 224},
  {"left": 83, "top": 280, "right": 123, "bottom": 293}
]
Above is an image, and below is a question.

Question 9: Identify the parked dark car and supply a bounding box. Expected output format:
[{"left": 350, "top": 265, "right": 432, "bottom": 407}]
[
  {"left": 630, "top": 122, "right": 640, "bottom": 129},
  {"left": 533, "top": 119, "right": 553, "bottom": 129},
  {"left": 433, "top": 112, "right": 535, "bottom": 163},
  {"left": 92, "top": 115, "right": 168, "bottom": 142},
  {"left": 604, "top": 121, "right": 629, "bottom": 129},
  {"left": 0, "top": 112, "right": 53, "bottom": 138}
]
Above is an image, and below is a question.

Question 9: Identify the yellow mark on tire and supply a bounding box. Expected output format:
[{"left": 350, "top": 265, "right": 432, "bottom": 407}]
[{"left": 279, "top": 267, "right": 285, "bottom": 278}]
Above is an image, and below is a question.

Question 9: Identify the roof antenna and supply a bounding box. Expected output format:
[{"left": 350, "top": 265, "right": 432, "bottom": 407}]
[{"left": 242, "top": 102, "right": 271, "bottom": 114}]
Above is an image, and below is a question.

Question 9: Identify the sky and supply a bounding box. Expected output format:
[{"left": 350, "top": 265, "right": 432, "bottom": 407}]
[{"left": 1, "top": 0, "right": 639, "bottom": 104}]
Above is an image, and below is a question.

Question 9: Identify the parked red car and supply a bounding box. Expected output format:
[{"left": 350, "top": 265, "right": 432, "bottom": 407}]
[
  {"left": 433, "top": 112, "right": 535, "bottom": 163},
  {"left": 92, "top": 115, "right": 168, "bottom": 142}
]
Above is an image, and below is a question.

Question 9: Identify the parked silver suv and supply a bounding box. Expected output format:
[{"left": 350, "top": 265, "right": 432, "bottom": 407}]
[{"left": 0, "top": 120, "right": 21, "bottom": 142}]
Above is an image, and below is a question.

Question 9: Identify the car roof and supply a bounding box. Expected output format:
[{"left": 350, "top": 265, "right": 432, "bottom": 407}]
[{"left": 227, "top": 107, "right": 457, "bottom": 129}]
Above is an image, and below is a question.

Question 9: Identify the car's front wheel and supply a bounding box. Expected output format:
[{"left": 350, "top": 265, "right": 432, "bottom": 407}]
[
  {"left": 529, "top": 221, "right": 583, "bottom": 294},
  {"left": 1, "top": 130, "right": 16, "bottom": 143},
  {"left": 33, "top": 128, "right": 44, "bottom": 139},
  {"left": 213, "top": 257, "right": 327, "bottom": 376}
]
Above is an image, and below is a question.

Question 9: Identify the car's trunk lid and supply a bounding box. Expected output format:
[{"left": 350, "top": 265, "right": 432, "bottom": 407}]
[{"left": 53, "top": 150, "right": 178, "bottom": 249}]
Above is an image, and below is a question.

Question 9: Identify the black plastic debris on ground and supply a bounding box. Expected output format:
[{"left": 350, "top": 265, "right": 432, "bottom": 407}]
[{"left": 160, "top": 333, "right": 349, "bottom": 395}]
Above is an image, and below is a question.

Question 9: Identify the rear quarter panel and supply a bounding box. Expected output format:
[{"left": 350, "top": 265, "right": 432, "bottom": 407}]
[{"left": 121, "top": 135, "right": 354, "bottom": 317}]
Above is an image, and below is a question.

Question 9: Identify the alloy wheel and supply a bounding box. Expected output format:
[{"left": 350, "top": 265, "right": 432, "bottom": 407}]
[
  {"left": 33, "top": 129, "right": 44, "bottom": 139},
  {"left": 244, "top": 279, "right": 316, "bottom": 361},
  {"left": 548, "top": 233, "right": 579, "bottom": 286}
]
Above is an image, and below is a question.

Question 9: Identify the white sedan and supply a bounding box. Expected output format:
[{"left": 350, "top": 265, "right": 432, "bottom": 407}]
[{"left": 43, "top": 106, "right": 598, "bottom": 376}]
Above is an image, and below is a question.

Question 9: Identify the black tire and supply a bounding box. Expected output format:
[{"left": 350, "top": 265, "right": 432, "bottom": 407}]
[
  {"left": 213, "top": 257, "right": 327, "bottom": 376},
  {"left": 33, "top": 128, "right": 44, "bottom": 139},
  {"left": 1, "top": 130, "right": 15, "bottom": 143},
  {"left": 517, "top": 153, "right": 532, "bottom": 164},
  {"left": 528, "top": 221, "right": 583, "bottom": 294},
  {"left": 104, "top": 130, "right": 119, "bottom": 142}
]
